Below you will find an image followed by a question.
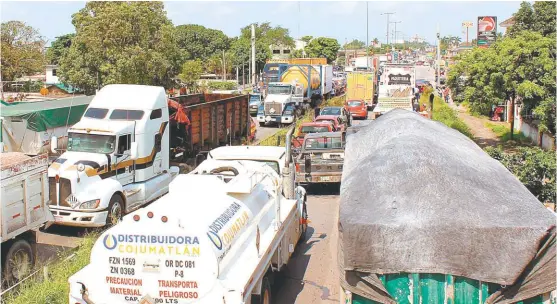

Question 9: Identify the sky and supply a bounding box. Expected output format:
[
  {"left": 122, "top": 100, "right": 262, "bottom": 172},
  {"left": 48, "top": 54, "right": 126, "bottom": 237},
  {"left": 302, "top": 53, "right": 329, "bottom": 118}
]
[{"left": 1, "top": 1, "right": 521, "bottom": 46}]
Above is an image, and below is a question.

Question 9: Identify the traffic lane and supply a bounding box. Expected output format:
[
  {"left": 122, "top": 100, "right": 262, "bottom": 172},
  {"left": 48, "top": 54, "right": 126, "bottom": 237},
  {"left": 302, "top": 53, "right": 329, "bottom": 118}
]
[
  {"left": 251, "top": 116, "right": 281, "bottom": 143},
  {"left": 273, "top": 184, "right": 340, "bottom": 303}
]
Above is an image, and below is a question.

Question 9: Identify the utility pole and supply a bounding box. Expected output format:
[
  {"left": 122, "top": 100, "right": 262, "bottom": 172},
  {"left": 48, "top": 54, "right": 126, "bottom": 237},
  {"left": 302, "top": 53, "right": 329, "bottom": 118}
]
[
  {"left": 222, "top": 50, "right": 226, "bottom": 81},
  {"left": 390, "top": 21, "right": 401, "bottom": 49},
  {"left": 381, "top": 12, "right": 395, "bottom": 45},
  {"left": 436, "top": 23, "right": 441, "bottom": 89},
  {"left": 242, "top": 63, "right": 245, "bottom": 87},
  {"left": 366, "top": 2, "right": 369, "bottom": 70},
  {"left": 251, "top": 24, "right": 256, "bottom": 86}
]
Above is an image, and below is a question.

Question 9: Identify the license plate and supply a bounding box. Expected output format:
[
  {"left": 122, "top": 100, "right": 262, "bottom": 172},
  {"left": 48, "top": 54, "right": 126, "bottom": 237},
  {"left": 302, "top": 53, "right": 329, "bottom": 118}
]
[
  {"left": 320, "top": 176, "right": 331, "bottom": 181},
  {"left": 54, "top": 216, "right": 63, "bottom": 222}
]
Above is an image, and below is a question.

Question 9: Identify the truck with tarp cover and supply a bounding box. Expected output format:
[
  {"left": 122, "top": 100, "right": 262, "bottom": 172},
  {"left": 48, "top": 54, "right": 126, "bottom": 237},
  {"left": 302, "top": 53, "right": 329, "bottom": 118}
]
[
  {"left": 338, "top": 109, "right": 556, "bottom": 304},
  {"left": 1, "top": 96, "right": 93, "bottom": 155}
]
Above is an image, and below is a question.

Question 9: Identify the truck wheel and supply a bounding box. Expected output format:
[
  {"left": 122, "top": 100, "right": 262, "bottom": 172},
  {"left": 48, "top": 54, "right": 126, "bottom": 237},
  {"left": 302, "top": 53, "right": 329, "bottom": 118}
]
[
  {"left": 299, "top": 200, "right": 308, "bottom": 244},
  {"left": 3, "top": 239, "right": 34, "bottom": 284},
  {"left": 106, "top": 195, "right": 124, "bottom": 226},
  {"left": 252, "top": 276, "right": 272, "bottom": 304}
]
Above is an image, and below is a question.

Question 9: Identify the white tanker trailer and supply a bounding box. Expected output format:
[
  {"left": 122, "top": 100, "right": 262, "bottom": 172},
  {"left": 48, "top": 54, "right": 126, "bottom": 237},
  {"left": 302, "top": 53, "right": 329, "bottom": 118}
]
[{"left": 68, "top": 132, "right": 308, "bottom": 304}]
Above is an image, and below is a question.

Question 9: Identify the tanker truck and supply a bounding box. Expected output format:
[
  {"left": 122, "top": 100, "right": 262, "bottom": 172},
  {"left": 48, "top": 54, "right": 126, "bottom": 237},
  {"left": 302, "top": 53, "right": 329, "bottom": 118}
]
[
  {"left": 68, "top": 129, "right": 309, "bottom": 304},
  {"left": 257, "top": 64, "right": 333, "bottom": 127}
]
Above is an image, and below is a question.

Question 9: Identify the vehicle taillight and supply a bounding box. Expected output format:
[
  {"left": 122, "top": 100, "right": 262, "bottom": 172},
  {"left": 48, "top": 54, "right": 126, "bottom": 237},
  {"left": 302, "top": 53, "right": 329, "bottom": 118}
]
[{"left": 295, "top": 163, "right": 300, "bottom": 172}]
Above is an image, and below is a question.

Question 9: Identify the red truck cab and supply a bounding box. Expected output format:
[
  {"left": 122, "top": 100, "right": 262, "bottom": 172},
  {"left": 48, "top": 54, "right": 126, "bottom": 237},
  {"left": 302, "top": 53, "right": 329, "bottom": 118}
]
[
  {"left": 314, "top": 115, "right": 346, "bottom": 132},
  {"left": 292, "top": 121, "right": 335, "bottom": 148}
]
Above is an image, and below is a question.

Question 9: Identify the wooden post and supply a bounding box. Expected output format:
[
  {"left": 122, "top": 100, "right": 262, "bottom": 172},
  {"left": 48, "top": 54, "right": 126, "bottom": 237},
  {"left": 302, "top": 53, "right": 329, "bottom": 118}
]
[{"left": 509, "top": 94, "right": 515, "bottom": 140}]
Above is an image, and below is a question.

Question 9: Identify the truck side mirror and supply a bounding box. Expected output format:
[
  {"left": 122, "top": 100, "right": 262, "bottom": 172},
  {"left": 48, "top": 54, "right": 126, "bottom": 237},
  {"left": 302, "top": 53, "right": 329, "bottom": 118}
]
[
  {"left": 50, "top": 136, "right": 58, "bottom": 153},
  {"left": 130, "top": 142, "right": 139, "bottom": 160},
  {"left": 304, "top": 156, "right": 311, "bottom": 174}
]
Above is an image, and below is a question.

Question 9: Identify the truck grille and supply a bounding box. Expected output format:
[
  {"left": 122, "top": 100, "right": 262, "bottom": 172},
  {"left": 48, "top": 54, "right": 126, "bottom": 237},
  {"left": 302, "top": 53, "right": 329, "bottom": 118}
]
[
  {"left": 49, "top": 177, "right": 57, "bottom": 205},
  {"left": 59, "top": 178, "right": 72, "bottom": 207},
  {"left": 264, "top": 102, "right": 282, "bottom": 115}
]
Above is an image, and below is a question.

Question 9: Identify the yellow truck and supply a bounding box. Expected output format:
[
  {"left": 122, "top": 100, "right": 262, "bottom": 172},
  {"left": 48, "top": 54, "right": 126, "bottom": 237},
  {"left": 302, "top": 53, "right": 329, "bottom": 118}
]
[{"left": 346, "top": 71, "right": 376, "bottom": 109}]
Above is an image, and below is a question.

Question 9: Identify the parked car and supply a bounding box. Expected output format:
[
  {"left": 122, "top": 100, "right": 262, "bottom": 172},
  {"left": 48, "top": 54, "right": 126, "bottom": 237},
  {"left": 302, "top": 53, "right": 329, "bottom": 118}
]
[
  {"left": 249, "top": 93, "right": 263, "bottom": 115},
  {"left": 292, "top": 121, "right": 335, "bottom": 148},
  {"left": 314, "top": 115, "right": 346, "bottom": 132},
  {"left": 319, "top": 106, "right": 352, "bottom": 127},
  {"left": 345, "top": 99, "right": 367, "bottom": 119}
]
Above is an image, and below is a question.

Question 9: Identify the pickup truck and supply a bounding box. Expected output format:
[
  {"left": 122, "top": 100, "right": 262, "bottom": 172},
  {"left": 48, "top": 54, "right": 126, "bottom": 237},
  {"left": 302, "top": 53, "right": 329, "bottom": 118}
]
[
  {"left": 292, "top": 121, "right": 335, "bottom": 149},
  {"left": 295, "top": 132, "right": 345, "bottom": 185}
]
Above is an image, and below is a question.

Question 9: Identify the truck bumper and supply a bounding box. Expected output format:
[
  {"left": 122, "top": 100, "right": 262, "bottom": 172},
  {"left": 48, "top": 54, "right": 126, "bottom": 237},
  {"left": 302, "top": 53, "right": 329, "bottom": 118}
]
[
  {"left": 259, "top": 115, "right": 294, "bottom": 124},
  {"left": 296, "top": 173, "right": 342, "bottom": 183},
  {"left": 49, "top": 207, "right": 108, "bottom": 227}
]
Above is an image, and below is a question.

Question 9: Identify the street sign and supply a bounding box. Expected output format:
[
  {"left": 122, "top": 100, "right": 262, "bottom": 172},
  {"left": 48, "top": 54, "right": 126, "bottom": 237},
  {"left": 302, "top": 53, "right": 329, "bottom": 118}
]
[
  {"left": 462, "top": 21, "right": 473, "bottom": 28},
  {"left": 477, "top": 16, "right": 497, "bottom": 48}
]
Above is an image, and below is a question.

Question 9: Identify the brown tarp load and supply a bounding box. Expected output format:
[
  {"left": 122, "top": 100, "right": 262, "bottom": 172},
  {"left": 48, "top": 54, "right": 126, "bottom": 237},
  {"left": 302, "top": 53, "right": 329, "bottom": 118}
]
[{"left": 338, "top": 109, "right": 556, "bottom": 303}]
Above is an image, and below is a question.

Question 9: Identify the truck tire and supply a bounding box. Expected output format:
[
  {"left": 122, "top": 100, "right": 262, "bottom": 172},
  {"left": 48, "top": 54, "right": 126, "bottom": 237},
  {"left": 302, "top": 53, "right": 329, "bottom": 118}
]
[
  {"left": 298, "top": 199, "right": 308, "bottom": 244},
  {"left": 251, "top": 276, "right": 272, "bottom": 304},
  {"left": 3, "top": 239, "right": 35, "bottom": 284},
  {"left": 106, "top": 194, "right": 124, "bottom": 226}
]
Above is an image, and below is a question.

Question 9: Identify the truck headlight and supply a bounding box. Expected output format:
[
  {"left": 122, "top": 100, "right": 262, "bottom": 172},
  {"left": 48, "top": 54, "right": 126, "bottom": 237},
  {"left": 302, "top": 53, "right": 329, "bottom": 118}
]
[{"left": 79, "top": 199, "right": 100, "bottom": 209}]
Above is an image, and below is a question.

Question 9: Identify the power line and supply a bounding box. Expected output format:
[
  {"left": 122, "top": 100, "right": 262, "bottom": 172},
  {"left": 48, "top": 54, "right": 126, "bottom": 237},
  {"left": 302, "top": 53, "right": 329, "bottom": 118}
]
[{"left": 381, "top": 12, "right": 395, "bottom": 44}]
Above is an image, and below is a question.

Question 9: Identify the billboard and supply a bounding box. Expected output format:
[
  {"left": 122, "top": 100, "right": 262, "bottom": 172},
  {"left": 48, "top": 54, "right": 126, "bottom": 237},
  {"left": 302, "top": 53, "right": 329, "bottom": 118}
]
[{"left": 477, "top": 16, "right": 497, "bottom": 48}]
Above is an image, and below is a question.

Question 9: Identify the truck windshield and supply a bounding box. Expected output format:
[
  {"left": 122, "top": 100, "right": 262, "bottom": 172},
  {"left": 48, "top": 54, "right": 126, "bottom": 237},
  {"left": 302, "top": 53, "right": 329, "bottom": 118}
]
[
  {"left": 249, "top": 95, "right": 261, "bottom": 103},
  {"left": 301, "top": 126, "right": 330, "bottom": 134},
  {"left": 320, "top": 108, "right": 341, "bottom": 115},
  {"left": 267, "top": 86, "right": 291, "bottom": 95},
  {"left": 67, "top": 132, "right": 116, "bottom": 154},
  {"left": 304, "top": 137, "right": 344, "bottom": 150}
]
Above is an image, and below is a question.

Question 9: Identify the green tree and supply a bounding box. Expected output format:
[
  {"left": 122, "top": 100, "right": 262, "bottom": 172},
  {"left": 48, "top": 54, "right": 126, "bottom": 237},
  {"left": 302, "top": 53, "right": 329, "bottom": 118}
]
[
  {"left": 290, "top": 49, "right": 304, "bottom": 58},
  {"left": 179, "top": 60, "right": 203, "bottom": 91},
  {"left": 508, "top": 1, "right": 556, "bottom": 38},
  {"left": 1, "top": 21, "right": 46, "bottom": 81},
  {"left": 448, "top": 31, "right": 556, "bottom": 135},
  {"left": 46, "top": 33, "right": 75, "bottom": 65},
  {"left": 240, "top": 22, "right": 294, "bottom": 48},
  {"left": 175, "top": 24, "right": 229, "bottom": 61},
  {"left": 59, "top": 2, "right": 181, "bottom": 94},
  {"left": 305, "top": 37, "right": 341, "bottom": 64},
  {"left": 344, "top": 39, "right": 365, "bottom": 50},
  {"left": 507, "top": 2, "right": 535, "bottom": 37},
  {"left": 301, "top": 35, "right": 313, "bottom": 44},
  {"left": 485, "top": 146, "right": 555, "bottom": 204}
]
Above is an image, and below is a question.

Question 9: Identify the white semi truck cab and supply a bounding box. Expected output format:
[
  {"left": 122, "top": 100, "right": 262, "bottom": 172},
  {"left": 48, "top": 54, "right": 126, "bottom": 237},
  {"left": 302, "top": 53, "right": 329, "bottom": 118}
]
[
  {"left": 48, "top": 84, "right": 179, "bottom": 227},
  {"left": 257, "top": 82, "right": 305, "bottom": 127}
]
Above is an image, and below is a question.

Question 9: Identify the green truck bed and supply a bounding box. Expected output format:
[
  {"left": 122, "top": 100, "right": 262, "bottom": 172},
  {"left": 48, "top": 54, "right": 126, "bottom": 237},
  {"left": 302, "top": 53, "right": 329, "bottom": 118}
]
[{"left": 350, "top": 273, "right": 549, "bottom": 304}]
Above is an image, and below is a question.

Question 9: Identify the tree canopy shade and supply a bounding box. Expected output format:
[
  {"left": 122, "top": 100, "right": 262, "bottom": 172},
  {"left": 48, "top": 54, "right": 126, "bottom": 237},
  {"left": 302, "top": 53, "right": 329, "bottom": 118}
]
[
  {"left": 58, "top": 2, "right": 181, "bottom": 94},
  {"left": 1, "top": 21, "right": 46, "bottom": 81},
  {"left": 46, "top": 33, "right": 75, "bottom": 65},
  {"left": 175, "top": 24, "right": 230, "bottom": 62},
  {"left": 305, "top": 37, "right": 340, "bottom": 64},
  {"left": 448, "top": 31, "right": 556, "bottom": 134},
  {"left": 179, "top": 60, "right": 203, "bottom": 91}
]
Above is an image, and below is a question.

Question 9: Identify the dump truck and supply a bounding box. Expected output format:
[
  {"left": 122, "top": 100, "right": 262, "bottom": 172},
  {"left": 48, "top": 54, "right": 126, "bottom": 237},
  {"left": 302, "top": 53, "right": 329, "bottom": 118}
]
[
  {"left": 48, "top": 85, "right": 180, "bottom": 228},
  {"left": 68, "top": 128, "right": 309, "bottom": 304},
  {"left": 168, "top": 93, "right": 250, "bottom": 160},
  {"left": 346, "top": 72, "right": 376, "bottom": 109},
  {"left": 1, "top": 153, "right": 53, "bottom": 284},
  {"left": 339, "top": 109, "right": 556, "bottom": 304}
]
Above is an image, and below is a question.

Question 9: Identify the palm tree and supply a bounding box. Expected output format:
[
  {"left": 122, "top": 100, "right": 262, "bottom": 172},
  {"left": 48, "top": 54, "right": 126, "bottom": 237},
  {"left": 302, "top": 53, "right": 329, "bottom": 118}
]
[{"left": 373, "top": 38, "right": 379, "bottom": 46}]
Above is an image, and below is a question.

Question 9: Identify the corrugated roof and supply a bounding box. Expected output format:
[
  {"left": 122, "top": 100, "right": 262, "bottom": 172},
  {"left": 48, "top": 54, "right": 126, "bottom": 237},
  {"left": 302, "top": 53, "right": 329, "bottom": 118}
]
[{"left": 0, "top": 95, "right": 93, "bottom": 117}]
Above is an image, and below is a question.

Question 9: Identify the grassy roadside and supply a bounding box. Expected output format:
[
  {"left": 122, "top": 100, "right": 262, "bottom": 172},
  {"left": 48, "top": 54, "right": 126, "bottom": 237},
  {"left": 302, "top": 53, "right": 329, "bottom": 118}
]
[
  {"left": 257, "top": 95, "right": 346, "bottom": 146},
  {"left": 420, "top": 89, "right": 473, "bottom": 138},
  {"left": 484, "top": 121, "right": 531, "bottom": 145},
  {"left": 3, "top": 233, "right": 98, "bottom": 304}
]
